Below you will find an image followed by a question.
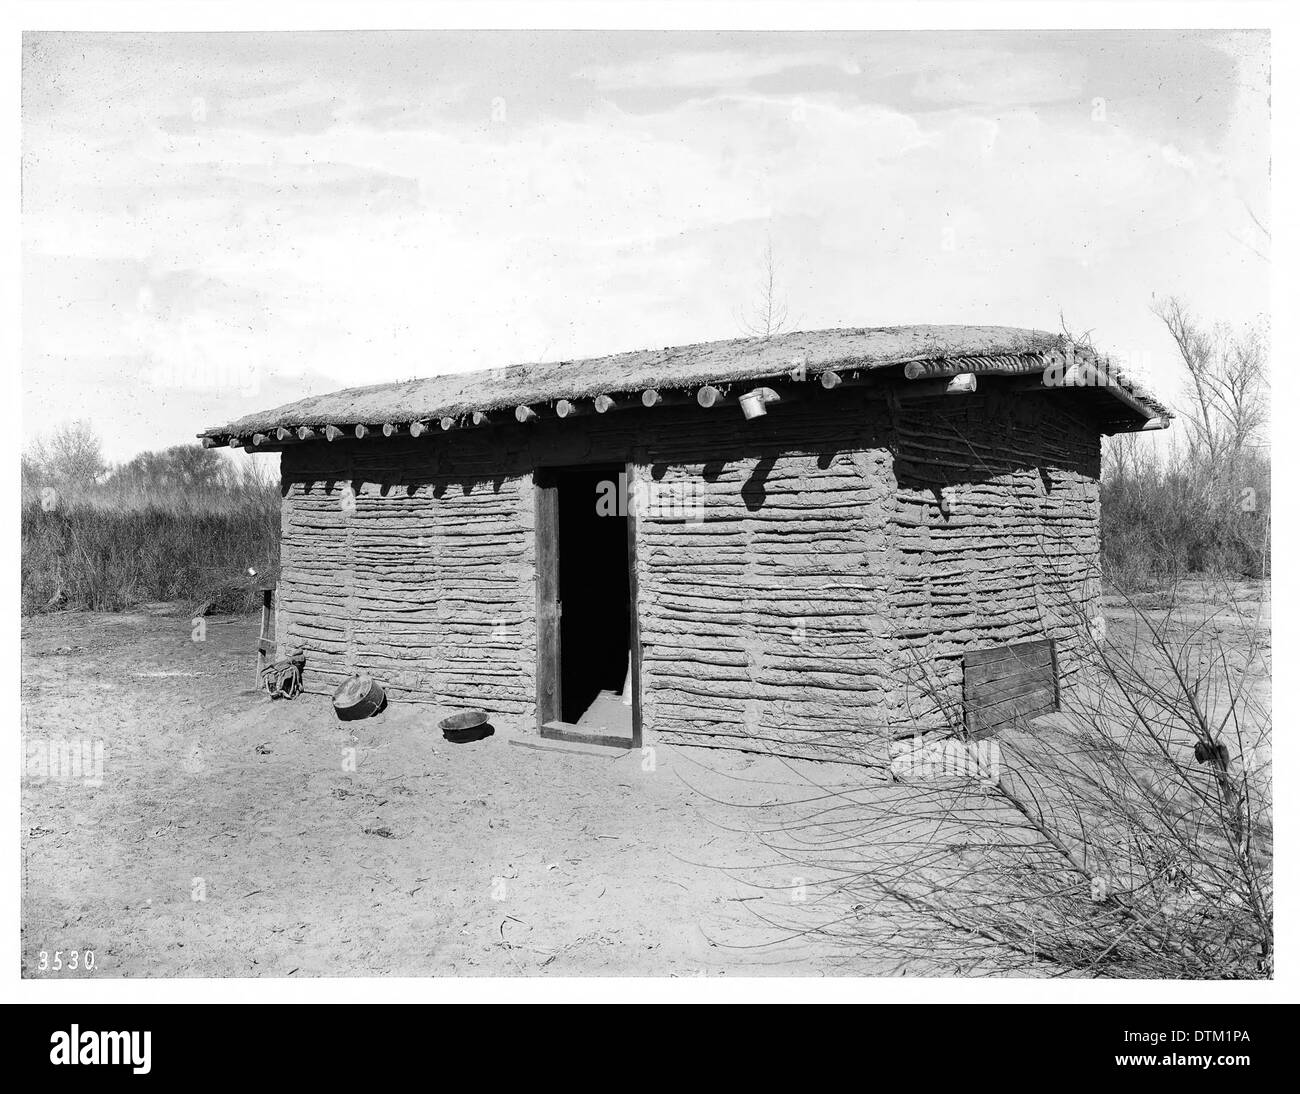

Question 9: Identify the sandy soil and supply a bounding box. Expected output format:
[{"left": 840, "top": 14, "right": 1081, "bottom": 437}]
[
  {"left": 21, "top": 581, "right": 1269, "bottom": 979},
  {"left": 21, "top": 608, "right": 910, "bottom": 978}
]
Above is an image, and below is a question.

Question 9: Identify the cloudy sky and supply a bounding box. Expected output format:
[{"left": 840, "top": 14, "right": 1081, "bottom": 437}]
[{"left": 22, "top": 29, "right": 1269, "bottom": 462}]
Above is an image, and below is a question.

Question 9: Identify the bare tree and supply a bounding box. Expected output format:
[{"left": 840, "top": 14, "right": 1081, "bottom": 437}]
[
  {"left": 1099, "top": 300, "right": 1269, "bottom": 584},
  {"left": 28, "top": 420, "right": 107, "bottom": 490},
  {"left": 1152, "top": 296, "right": 1268, "bottom": 464},
  {"left": 738, "top": 237, "right": 792, "bottom": 339}
]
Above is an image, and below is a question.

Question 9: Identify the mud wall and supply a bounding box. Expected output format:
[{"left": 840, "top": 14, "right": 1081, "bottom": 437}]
[{"left": 276, "top": 388, "right": 1100, "bottom": 765}]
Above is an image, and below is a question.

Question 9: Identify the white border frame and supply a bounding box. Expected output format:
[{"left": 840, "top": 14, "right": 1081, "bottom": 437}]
[{"left": 4, "top": 1, "right": 1293, "bottom": 1006}]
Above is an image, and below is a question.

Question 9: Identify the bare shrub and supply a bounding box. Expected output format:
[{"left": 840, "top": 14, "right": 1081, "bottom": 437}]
[{"left": 710, "top": 576, "right": 1270, "bottom": 978}]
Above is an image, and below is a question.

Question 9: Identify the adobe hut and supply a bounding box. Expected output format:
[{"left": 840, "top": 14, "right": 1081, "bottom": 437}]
[{"left": 201, "top": 326, "right": 1169, "bottom": 767}]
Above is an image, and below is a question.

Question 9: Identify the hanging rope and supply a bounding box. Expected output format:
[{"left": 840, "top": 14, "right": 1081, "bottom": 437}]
[{"left": 260, "top": 652, "right": 306, "bottom": 699}]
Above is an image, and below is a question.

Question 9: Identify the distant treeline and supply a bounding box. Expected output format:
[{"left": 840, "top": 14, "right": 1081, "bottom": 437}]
[{"left": 1101, "top": 442, "right": 1269, "bottom": 586}]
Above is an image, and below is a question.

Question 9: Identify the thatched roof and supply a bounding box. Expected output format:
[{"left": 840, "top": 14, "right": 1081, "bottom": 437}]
[{"left": 201, "top": 324, "right": 1170, "bottom": 442}]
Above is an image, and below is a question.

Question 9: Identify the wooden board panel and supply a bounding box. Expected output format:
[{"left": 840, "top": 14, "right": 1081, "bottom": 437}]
[
  {"left": 964, "top": 637, "right": 1058, "bottom": 738},
  {"left": 965, "top": 636, "right": 1055, "bottom": 669}
]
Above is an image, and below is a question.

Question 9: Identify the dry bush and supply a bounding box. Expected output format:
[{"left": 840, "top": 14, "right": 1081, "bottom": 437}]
[{"left": 710, "top": 576, "right": 1270, "bottom": 978}]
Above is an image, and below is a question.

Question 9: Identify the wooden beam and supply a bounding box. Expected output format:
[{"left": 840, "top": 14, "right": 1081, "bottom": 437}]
[
  {"left": 277, "top": 427, "right": 294, "bottom": 442},
  {"left": 296, "top": 426, "right": 316, "bottom": 441},
  {"left": 252, "top": 433, "right": 268, "bottom": 446},
  {"left": 472, "top": 411, "right": 493, "bottom": 427},
  {"left": 515, "top": 405, "right": 538, "bottom": 423},
  {"left": 696, "top": 385, "right": 721, "bottom": 408},
  {"left": 324, "top": 424, "right": 344, "bottom": 442},
  {"left": 820, "top": 370, "right": 842, "bottom": 389},
  {"left": 440, "top": 416, "right": 455, "bottom": 431},
  {"left": 410, "top": 421, "right": 427, "bottom": 438},
  {"left": 555, "top": 398, "right": 576, "bottom": 418},
  {"left": 593, "top": 394, "right": 615, "bottom": 414},
  {"left": 382, "top": 423, "right": 397, "bottom": 437},
  {"left": 227, "top": 437, "right": 241, "bottom": 448},
  {"left": 641, "top": 388, "right": 660, "bottom": 408},
  {"left": 354, "top": 424, "right": 370, "bottom": 439},
  {"left": 201, "top": 436, "right": 219, "bottom": 448}
]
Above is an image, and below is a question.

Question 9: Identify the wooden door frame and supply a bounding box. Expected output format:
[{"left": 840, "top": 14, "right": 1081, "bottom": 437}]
[
  {"left": 534, "top": 468, "right": 563, "bottom": 726},
  {"left": 533, "top": 462, "right": 641, "bottom": 747},
  {"left": 625, "top": 462, "right": 643, "bottom": 749}
]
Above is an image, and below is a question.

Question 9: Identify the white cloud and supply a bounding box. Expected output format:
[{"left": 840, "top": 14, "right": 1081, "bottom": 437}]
[
  {"left": 576, "top": 49, "right": 853, "bottom": 90},
  {"left": 21, "top": 32, "right": 1270, "bottom": 462}
]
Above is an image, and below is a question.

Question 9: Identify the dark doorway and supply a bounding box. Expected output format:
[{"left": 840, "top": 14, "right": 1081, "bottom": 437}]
[{"left": 535, "top": 464, "right": 637, "bottom": 744}]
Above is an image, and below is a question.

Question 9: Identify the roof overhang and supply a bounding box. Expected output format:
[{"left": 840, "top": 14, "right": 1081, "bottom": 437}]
[{"left": 198, "top": 326, "right": 1172, "bottom": 451}]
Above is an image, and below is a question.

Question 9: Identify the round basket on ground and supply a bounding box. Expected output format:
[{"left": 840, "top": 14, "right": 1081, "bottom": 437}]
[
  {"left": 439, "top": 709, "right": 493, "bottom": 743},
  {"left": 332, "top": 674, "right": 386, "bottom": 721}
]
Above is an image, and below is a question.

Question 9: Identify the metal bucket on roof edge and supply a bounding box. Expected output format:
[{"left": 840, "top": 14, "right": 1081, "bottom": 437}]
[{"left": 739, "top": 387, "right": 780, "bottom": 420}]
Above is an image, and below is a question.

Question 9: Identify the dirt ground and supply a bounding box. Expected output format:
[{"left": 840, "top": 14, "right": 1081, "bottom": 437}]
[
  {"left": 21, "top": 581, "right": 1269, "bottom": 979},
  {"left": 20, "top": 608, "right": 914, "bottom": 978}
]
